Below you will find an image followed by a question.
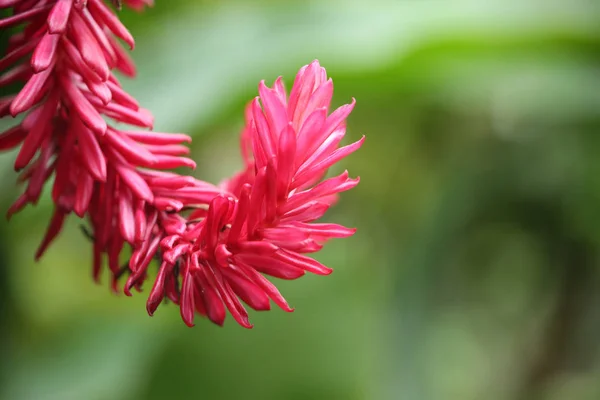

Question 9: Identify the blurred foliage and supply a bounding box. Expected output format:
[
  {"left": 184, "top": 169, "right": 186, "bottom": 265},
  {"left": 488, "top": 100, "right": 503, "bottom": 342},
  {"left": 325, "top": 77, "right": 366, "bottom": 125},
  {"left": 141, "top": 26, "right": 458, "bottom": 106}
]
[{"left": 1, "top": 0, "right": 600, "bottom": 399}]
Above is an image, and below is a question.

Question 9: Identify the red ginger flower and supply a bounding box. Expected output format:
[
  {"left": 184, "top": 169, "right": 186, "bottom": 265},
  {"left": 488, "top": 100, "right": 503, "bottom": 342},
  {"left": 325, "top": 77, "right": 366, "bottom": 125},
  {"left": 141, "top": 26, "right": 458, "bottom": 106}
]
[
  {"left": 0, "top": 0, "right": 200, "bottom": 289},
  {"left": 136, "top": 61, "right": 365, "bottom": 328},
  {"left": 0, "top": 3, "right": 363, "bottom": 329}
]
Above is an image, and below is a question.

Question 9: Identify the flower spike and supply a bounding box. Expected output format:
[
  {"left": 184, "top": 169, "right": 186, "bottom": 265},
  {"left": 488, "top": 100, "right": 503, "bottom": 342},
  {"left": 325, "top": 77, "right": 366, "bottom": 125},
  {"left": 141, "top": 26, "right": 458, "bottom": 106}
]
[{"left": 0, "top": 4, "right": 362, "bottom": 329}]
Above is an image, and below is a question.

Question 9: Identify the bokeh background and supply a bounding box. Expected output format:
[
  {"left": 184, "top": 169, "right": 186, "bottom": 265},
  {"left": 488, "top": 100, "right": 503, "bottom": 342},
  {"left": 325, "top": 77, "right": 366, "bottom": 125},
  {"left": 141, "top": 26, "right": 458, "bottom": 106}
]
[{"left": 1, "top": 1, "right": 600, "bottom": 399}]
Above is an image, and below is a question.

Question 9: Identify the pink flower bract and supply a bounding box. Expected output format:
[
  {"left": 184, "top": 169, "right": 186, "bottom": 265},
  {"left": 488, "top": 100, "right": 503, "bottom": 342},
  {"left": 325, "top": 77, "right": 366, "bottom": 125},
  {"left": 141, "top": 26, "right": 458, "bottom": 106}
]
[
  {"left": 0, "top": 3, "right": 362, "bottom": 329},
  {"left": 141, "top": 60, "right": 364, "bottom": 328},
  {"left": 0, "top": 0, "right": 200, "bottom": 290}
]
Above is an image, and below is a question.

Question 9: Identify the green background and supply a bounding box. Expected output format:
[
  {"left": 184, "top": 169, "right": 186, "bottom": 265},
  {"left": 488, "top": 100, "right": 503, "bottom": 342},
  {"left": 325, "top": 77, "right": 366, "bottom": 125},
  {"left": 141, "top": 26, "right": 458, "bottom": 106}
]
[{"left": 1, "top": 1, "right": 600, "bottom": 399}]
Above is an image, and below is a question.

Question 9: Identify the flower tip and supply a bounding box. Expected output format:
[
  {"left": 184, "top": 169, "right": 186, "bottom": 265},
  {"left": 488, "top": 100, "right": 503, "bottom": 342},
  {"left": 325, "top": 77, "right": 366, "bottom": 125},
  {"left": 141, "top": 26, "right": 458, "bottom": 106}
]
[
  {"left": 47, "top": 26, "right": 64, "bottom": 35},
  {"left": 139, "top": 108, "right": 154, "bottom": 129},
  {"left": 123, "top": 285, "right": 134, "bottom": 297},
  {"left": 30, "top": 63, "right": 48, "bottom": 75},
  {"left": 95, "top": 171, "right": 108, "bottom": 183},
  {"left": 234, "top": 313, "right": 254, "bottom": 329},
  {"left": 13, "top": 161, "right": 25, "bottom": 172},
  {"left": 281, "top": 304, "right": 295, "bottom": 313},
  {"left": 92, "top": 120, "right": 109, "bottom": 137},
  {"left": 255, "top": 302, "right": 272, "bottom": 312},
  {"left": 182, "top": 134, "right": 193, "bottom": 143},
  {"left": 9, "top": 103, "right": 24, "bottom": 118},
  {"left": 146, "top": 301, "right": 159, "bottom": 316}
]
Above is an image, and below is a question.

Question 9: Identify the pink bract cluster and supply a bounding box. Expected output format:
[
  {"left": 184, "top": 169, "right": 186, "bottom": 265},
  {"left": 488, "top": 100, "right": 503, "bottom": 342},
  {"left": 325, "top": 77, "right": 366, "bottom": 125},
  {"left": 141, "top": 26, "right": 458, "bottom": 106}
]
[
  {"left": 143, "top": 63, "right": 364, "bottom": 327},
  {"left": 0, "top": 1, "right": 363, "bottom": 328},
  {"left": 0, "top": 0, "right": 207, "bottom": 291}
]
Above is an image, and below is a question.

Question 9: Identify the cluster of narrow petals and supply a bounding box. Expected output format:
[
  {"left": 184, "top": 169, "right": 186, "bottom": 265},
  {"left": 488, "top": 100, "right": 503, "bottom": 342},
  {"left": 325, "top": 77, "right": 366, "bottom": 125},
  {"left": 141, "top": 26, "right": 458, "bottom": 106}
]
[
  {"left": 1, "top": 1, "right": 363, "bottom": 329},
  {"left": 140, "top": 61, "right": 365, "bottom": 328},
  {"left": 0, "top": 0, "right": 197, "bottom": 284}
]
